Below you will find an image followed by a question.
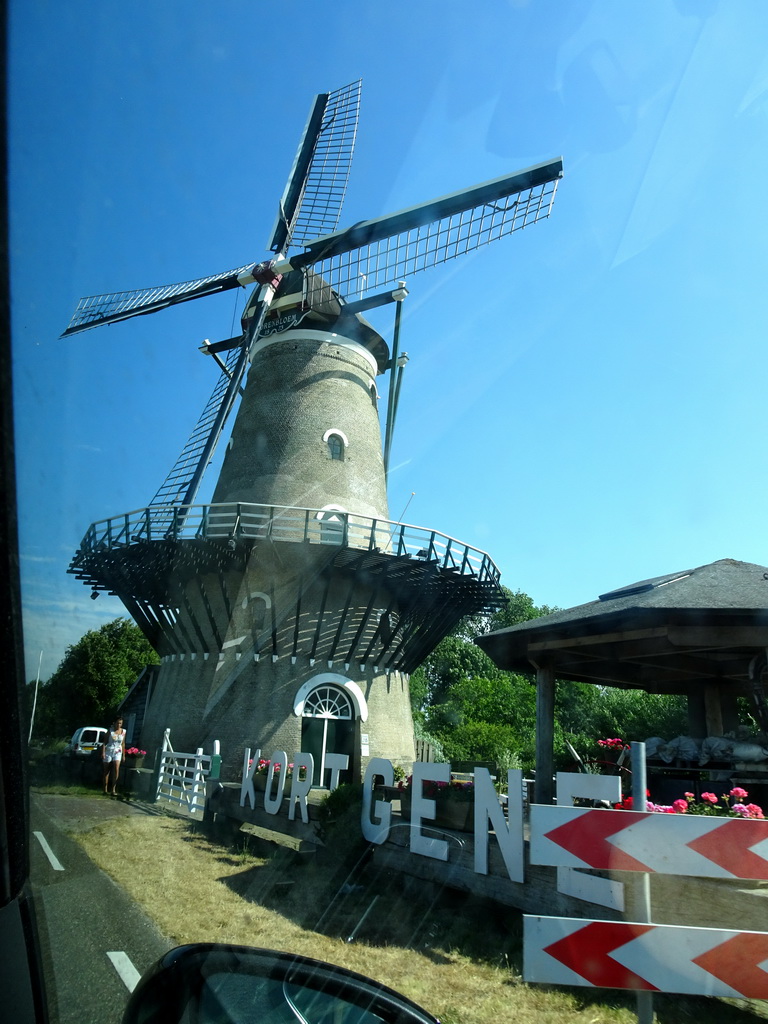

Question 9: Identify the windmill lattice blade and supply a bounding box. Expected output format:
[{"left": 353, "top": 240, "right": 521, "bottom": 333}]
[
  {"left": 268, "top": 80, "right": 361, "bottom": 254},
  {"left": 61, "top": 263, "right": 257, "bottom": 336},
  {"left": 288, "top": 80, "right": 361, "bottom": 247},
  {"left": 146, "top": 341, "right": 247, "bottom": 527},
  {"left": 296, "top": 158, "right": 562, "bottom": 297}
]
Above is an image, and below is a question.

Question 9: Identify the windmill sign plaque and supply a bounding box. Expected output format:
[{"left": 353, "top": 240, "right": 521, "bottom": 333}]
[{"left": 259, "top": 310, "right": 311, "bottom": 337}]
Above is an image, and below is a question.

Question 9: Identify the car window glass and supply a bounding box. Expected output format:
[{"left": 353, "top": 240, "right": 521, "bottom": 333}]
[{"left": 9, "top": 3, "right": 768, "bottom": 1024}]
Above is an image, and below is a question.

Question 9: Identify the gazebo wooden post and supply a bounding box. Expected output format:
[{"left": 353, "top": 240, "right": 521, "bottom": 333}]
[
  {"left": 704, "top": 682, "right": 724, "bottom": 737},
  {"left": 533, "top": 662, "right": 555, "bottom": 805},
  {"left": 721, "top": 688, "right": 741, "bottom": 734},
  {"left": 687, "top": 686, "right": 706, "bottom": 737}
]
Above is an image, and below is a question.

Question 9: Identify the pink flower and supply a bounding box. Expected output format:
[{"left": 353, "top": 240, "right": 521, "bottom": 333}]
[
  {"left": 745, "top": 804, "right": 765, "bottom": 819},
  {"left": 730, "top": 787, "right": 749, "bottom": 800},
  {"left": 700, "top": 792, "right": 719, "bottom": 805},
  {"left": 731, "top": 803, "right": 749, "bottom": 816},
  {"left": 598, "top": 737, "right": 626, "bottom": 749},
  {"left": 684, "top": 792, "right": 694, "bottom": 800},
  {"left": 672, "top": 799, "right": 688, "bottom": 813}
]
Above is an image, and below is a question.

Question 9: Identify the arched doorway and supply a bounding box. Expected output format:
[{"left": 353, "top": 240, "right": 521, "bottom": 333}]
[
  {"left": 316, "top": 504, "right": 348, "bottom": 545},
  {"left": 299, "top": 683, "right": 355, "bottom": 787}
]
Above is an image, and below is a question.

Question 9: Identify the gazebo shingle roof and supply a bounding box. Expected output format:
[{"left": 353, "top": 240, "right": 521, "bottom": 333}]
[{"left": 476, "top": 559, "right": 768, "bottom": 695}]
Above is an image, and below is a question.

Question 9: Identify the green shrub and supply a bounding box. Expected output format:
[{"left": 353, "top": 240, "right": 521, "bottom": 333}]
[{"left": 317, "top": 783, "right": 362, "bottom": 827}]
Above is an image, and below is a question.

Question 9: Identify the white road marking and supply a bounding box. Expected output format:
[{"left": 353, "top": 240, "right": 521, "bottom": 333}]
[
  {"left": 33, "top": 831, "right": 64, "bottom": 871},
  {"left": 107, "top": 951, "right": 142, "bottom": 992}
]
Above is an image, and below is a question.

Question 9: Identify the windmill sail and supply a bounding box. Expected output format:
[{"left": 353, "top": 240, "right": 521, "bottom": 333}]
[
  {"left": 61, "top": 84, "right": 362, "bottom": 339},
  {"left": 61, "top": 263, "right": 260, "bottom": 337},
  {"left": 145, "top": 340, "right": 249, "bottom": 526},
  {"left": 268, "top": 79, "right": 361, "bottom": 253},
  {"left": 293, "top": 158, "right": 563, "bottom": 298}
]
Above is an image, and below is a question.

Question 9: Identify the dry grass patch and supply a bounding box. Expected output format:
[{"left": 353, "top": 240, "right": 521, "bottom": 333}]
[{"left": 74, "top": 813, "right": 760, "bottom": 1024}]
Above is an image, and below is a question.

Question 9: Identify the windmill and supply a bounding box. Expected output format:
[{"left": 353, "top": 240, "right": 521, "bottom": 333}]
[{"left": 67, "top": 81, "right": 562, "bottom": 784}]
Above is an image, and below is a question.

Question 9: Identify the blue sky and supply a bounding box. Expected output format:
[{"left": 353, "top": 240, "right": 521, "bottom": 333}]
[{"left": 10, "top": 0, "right": 768, "bottom": 681}]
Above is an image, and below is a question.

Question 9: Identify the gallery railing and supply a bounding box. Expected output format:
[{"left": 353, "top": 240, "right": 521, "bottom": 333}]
[{"left": 74, "top": 502, "right": 501, "bottom": 585}]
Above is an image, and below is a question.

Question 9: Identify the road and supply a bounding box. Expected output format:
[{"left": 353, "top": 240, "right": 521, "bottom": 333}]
[{"left": 29, "top": 793, "right": 172, "bottom": 1024}]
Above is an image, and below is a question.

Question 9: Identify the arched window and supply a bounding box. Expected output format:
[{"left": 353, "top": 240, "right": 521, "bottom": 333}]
[
  {"left": 293, "top": 672, "right": 368, "bottom": 721},
  {"left": 303, "top": 685, "right": 353, "bottom": 720},
  {"left": 322, "top": 428, "right": 348, "bottom": 461},
  {"left": 328, "top": 434, "right": 344, "bottom": 461}
]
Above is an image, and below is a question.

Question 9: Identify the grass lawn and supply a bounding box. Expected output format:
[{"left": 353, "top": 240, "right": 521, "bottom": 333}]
[{"left": 65, "top": 795, "right": 766, "bottom": 1024}]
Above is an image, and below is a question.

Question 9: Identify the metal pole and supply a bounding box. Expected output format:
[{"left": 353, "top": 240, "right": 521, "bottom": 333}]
[
  {"left": 395, "top": 492, "right": 415, "bottom": 523},
  {"left": 383, "top": 284, "right": 407, "bottom": 476},
  {"left": 28, "top": 650, "right": 42, "bottom": 743},
  {"left": 632, "top": 741, "right": 654, "bottom": 1024},
  {"left": 391, "top": 353, "right": 408, "bottom": 437}
]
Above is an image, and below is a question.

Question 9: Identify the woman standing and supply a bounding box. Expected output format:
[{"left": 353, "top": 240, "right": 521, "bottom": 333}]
[{"left": 101, "top": 717, "right": 126, "bottom": 795}]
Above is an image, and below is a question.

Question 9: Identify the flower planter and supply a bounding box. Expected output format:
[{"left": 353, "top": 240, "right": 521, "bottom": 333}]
[
  {"left": 125, "top": 755, "right": 145, "bottom": 770},
  {"left": 399, "top": 790, "right": 474, "bottom": 832},
  {"left": 253, "top": 773, "right": 296, "bottom": 797},
  {"left": 250, "top": 759, "right": 298, "bottom": 796},
  {"left": 434, "top": 798, "right": 474, "bottom": 832}
]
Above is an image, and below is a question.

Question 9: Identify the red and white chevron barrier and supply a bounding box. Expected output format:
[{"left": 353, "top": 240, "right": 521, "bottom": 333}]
[
  {"left": 530, "top": 805, "right": 768, "bottom": 878},
  {"left": 524, "top": 917, "right": 768, "bottom": 998}
]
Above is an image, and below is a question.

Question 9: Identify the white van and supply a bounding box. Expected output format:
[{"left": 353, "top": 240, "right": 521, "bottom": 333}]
[{"left": 64, "top": 726, "right": 107, "bottom": 757}]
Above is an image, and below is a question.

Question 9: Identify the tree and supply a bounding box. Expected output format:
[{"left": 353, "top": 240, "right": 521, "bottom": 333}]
[
  {"left": 410, "top": 635, "right": 504, "bottom": 711},
  {"left": 409, "top": 587, "right": 691, "bottom": 774},
  {"left": 410, "top": 587, "right": 552, "bottom": 713},
  {"left": 487, "top": 589, "right": 558, "bottom": 632},
  {"left": 35, "top": 618, "right": 158, "bottom": 737},
  {"left": 425, "top": 672, "right": 538, "bottom": 770},
  {"left": 408, "top": 588, "right": 553, "bottom": 769}
]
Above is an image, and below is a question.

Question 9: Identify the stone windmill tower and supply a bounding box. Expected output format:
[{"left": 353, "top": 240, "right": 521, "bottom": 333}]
[{"left": 66, "top": 82, "right": 562, "bottom": 784}]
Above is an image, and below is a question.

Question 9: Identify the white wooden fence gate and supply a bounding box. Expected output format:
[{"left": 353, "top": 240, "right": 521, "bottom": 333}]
[{"left": 155, "top": 729, "right": 220, "bottom": 816}]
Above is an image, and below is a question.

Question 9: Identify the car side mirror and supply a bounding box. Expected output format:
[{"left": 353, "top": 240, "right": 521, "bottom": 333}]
[{"left": 122, "top": 944, "right": 439, "bottom": 1024}]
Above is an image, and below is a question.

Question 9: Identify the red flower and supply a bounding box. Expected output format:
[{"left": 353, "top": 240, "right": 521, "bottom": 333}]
[{"left": 598, "top": 737, "right": 628, "bottom": 749}]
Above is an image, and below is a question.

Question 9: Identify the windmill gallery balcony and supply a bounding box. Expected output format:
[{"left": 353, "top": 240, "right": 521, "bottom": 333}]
[{"left": 69, "top": 502, "right": 504, "bottom": 672}]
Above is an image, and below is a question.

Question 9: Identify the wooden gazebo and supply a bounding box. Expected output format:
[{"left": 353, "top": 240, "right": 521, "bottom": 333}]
[{"left": 475, "top": 558, "right": 768, "bottom": 802}]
